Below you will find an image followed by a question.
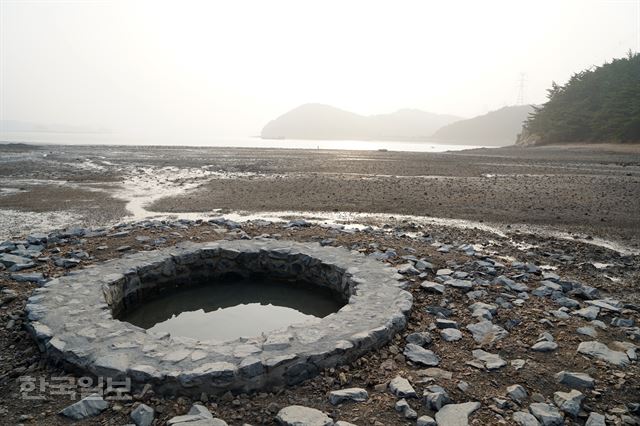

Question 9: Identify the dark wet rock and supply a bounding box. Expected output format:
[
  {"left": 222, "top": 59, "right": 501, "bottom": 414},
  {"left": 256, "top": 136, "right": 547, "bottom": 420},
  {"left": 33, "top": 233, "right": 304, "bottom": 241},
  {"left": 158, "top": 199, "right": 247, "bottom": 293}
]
[
  {"left": 328, "top": 388, "right": 368, "bottom": 405},
  {"left": 59, "top": 394, "right": 109, "bottom": 420},
  {"left": 434, "top": 401, "right": 481, "bottom": 426},
  {"left": 436, "top": 319, "right": 458, "bottom": 329},
  {"left": 406, "top": 332, "right": 432, "bottom": 347},
  {"left": 389, "top": 376, "right": 417, "bottom": 398},
  {"left": 403, "top": 344, "right": 440, "bottom": 366},
  {"left": 275, "top": 405, "right": 333, "bottom": 426},
  {"left": 425, "top": 306, "right": 453, "bottom": 318}
]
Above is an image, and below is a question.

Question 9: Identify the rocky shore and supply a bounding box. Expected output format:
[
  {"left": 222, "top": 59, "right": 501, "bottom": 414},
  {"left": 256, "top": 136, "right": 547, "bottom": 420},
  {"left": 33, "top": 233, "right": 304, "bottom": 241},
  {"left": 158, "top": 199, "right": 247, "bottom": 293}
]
[{"left": 0, "top": 215, "right": 638, "bottom": 425}]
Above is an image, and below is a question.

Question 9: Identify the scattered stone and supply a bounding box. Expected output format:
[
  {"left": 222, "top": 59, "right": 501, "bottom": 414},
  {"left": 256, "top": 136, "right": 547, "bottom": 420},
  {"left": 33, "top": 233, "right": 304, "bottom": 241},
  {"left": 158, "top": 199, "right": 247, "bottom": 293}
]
[
  {"left": 434, "top": 401, "right": 481, "bottom": 426},
  {"left": 471, "top": 349, "right": 506, "bottom": 370},
  {"left": 328, "top": 388, "right": 368, "bottom": 405},
  {"left": 611, "top": 317, "right": 635, "bottom": 327},
  {"left": 440, "top": 328, "right": 463, "bottom": 342},
  {"left": 406, "top": 332, "right": 433, "bottom": 347},
  {"left": 555, "top": 371, "right": 595, "bottom": 389},
  {"left": 576, "top": 326, "right": 598, "bottom": 338},
  {"left": 424, "top": 385, "right": 450, "bottom": 411},
  {"left": 507, "top": 384, "right": 528, "bottom": 402},
  {"left": 511, "top": 359, "right": 526, "bottom": 370},
  {"left": 403, "top": 343, "right": 440, "bottom": 366},
  {"left": 553, "top": 389, "right": 584, "bottom": 417},
  {"left": 275, "top": 405, "right": 333, "bottom": 426},
  {"left": 585, "top": 299, "right": 622, "bottom": 312},
  {"left": 577, "top": 341, "right": 630, "bottom": 367},
  {"left": 395, "top": 399, "right": 417, "bottom": 419},
  {"left": 585, "top": 412, "right": 606, "bottom": 426},
  {"left": 531, "top": 341, "right": 558, "bottom": 352},
  {"left": 389, "top": 376, "right": 417, "bottom": 398},
  {"left": 513, "top": 411, "right": 541, "bottom": 426},
  {"left": 466, "top": 321, "right": 508, "bottom": 344},
  {"left": 416, "top": 415, "right": 437, "bottom": 426},
  {"left": 59, "top": 394, "right": 109, "bottom": 420},
  {"left": 131, "top": 404, "right": 154, "bottom": 426},
  {"left": 574, "top": 306, "right": 600, "bottom": 320},
  {"left": 447, "top": 279, "right": 474, "bottom": 291},
  {"left": 436, "top": 319, "right": 458, "bottom": 329},
  {"left": 10, "top": 272, "right": 46, "bottom": 285},
  {"left": 529, "top": 403, "right": 564, "bottom": 426},
  {"left": 496, "top": 275, "right": 529, "bottom": 292},
  {"left": 421, "top": 281, "right": 445, "bottom": 294}
]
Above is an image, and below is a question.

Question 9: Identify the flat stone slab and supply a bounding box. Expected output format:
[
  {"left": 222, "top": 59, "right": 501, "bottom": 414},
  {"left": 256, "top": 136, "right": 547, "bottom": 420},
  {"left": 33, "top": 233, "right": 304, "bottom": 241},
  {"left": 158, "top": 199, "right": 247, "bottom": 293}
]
[
  {"left": 577, "top": 341, "right": 630, "bottom": 367},
  {"left": 26, "top": 240, "right": 412, "bottom": 396},
  {"left": 328, "top": 388, "right": 368, "bottom": 405},
  {"left": 434, "top": 401, "right": 481, "bottom": 426},
  {"left": 276, "top": 405, "right": 334, "bottom": 426}
]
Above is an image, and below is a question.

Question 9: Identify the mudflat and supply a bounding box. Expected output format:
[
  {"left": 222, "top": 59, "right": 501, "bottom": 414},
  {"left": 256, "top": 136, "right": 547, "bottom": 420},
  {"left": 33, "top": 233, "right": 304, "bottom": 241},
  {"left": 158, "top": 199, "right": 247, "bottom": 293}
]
[{"left": 2, "top": 142, "right": 637, "bottom": 247}]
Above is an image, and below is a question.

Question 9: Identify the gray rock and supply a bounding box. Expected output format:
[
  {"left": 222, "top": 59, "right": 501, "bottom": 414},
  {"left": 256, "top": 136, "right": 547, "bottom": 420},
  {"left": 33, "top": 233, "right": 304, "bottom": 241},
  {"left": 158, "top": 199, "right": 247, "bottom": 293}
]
[
  {"left": 513, "top": 411, "right": 541, "bottom": 426},
  {"left": 131, "top": 403, "right": 154, "bottom": 426},
  {"left": 398, "top": 263, "right": 420, "bottom": 275},
  {"left": 424, "top": 385, "right": 450, "bottom": 411},
  {"left": 389, "top": 376, "right": 417, "bottom": 398},
  {"left": 417, "top": 415, "right": 437, "bottom": 426},
  {"left": 328, "top": 388, "right": 368, "bottom": 405},
  {"left": 529, "top": 403, "right": 564, "bottom": 426},
  {"left": 0, "top": 253, "right": 32, "bottom": 267},
  {"left": 577, "top": 341, "right": 630, "bottom": 367},
  {"left": 403, "top": 343, "right": 440, "bottom": 366},
  {"left": 10, "top": 272, "right": 46, "bottom": 285},
  {"left": 466, "top": 321, "right": 508, "bottom": 344},
  {"left": 434, "top": 401, "right": 481, "bottom": 426},
  {"left": 585, "top": 299, "right": 622, "bottom": 312},
  {"left": 496, "top": 275, "right": 529, "bottom": 292},
  {"left": 421, "top": 281, "right": 445, "bottom": 294},
  {"left": 436, "top": 268, "right": 453, "bottom": 276},
  {"left": 472, "top": 349, "right": 506, "bottom": 370},
  {"left": 555, "top": 371, "right": 595, "bottom": 389},
  {"left": 406, "top": 332, "right": 433, "bottom": 347},
  {"left": 574, "top": 306, "right": 600, "bottom": 320},
  {"left": 436, "top": 319, "right": 458, "bottom": 329},
  {"left": 585, "top": 412, "right": 606, "bottom": 426},
  {"left": 576, "top": 326, "right": 598, "bottom": 338},
  {"left": 531, "top": 341, "right": 558, "bottom": 352},
  {"left": 440, "top": 328, "right": 463, "bottom": 342},
  {"left": 59, "top": 393, "right": 109, "bottom": 420},
  {"left": 395, "top": 398, "right": 417, "bottom": 419},
  {"left": 447, "top": 279, "right": 474, "bottom": 291},
  {"left": 275, "top": 405, "right": 333, "bottom": 426},
  {"left": 167, "top": 404, "right": 227, "bottom": 426},
  {"left": 553, "top": 389, "right": 584, "bottom": 417},
  {"left": 507, "top": 384, "right": 528, "bottom": 402},
  {"left": 611, "top": 317, "right": 635, "bottom": 327}
]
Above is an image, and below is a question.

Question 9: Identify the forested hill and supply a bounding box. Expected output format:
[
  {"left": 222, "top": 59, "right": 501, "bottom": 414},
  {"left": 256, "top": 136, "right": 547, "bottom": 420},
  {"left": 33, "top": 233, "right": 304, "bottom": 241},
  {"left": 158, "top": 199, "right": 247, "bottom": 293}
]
[{"left": 518, "top": 52, "right": 640, "bottom": 145}]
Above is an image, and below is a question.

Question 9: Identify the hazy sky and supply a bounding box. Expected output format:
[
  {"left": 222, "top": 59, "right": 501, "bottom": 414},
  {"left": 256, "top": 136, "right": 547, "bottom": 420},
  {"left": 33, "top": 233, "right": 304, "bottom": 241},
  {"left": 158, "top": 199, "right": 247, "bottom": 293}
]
[{"left": 1, "top": 0, "right": 638, "bottom": 143}]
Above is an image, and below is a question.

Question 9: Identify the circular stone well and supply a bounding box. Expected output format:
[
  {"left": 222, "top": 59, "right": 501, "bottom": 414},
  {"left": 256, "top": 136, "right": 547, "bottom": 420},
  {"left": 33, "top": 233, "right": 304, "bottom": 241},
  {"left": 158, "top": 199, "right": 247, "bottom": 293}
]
[{"left": 26, "top": 239, "right": 412, "bottom": 395}]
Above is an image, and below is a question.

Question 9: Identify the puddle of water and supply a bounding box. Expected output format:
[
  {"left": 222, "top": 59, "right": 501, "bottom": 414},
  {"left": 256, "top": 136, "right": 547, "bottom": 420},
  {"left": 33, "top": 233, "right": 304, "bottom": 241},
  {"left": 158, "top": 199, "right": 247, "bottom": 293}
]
[{"left": 119, "top": 277, "right": 344, "bottom": 342}]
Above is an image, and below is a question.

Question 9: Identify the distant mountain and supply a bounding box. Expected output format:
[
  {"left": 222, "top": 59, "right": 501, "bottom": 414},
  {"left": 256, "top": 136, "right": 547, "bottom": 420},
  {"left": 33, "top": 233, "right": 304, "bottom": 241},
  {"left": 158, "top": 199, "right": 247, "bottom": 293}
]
[
  {"left": 430, "top": 105, "right": 535, "bottom": 146},
  {"left": 519, "top": 52, "right": 640, "bottom": 145},
  {"left": 261, "top": 104, "right": 461, "bottom": 141}
]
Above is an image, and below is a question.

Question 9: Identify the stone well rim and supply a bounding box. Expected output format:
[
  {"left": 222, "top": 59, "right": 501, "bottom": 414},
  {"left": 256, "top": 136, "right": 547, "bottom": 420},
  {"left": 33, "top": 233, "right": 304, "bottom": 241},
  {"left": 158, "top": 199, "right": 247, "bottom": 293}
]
[{"left": 26, "top": 239, "right": 413, "bottom": 395}]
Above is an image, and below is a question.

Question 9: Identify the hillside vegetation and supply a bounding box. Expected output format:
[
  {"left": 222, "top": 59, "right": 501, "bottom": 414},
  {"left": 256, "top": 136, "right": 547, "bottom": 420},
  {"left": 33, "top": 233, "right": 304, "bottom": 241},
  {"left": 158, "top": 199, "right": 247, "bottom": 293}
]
[{"left": 520, "top": 52, "right": 640, "bottom": 145}]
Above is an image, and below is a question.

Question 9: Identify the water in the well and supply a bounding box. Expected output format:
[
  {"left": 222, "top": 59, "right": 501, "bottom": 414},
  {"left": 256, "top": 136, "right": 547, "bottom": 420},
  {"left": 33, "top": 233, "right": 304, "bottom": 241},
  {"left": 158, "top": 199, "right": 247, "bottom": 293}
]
[{"left": 121, "top": 277, "right": 344, "bottom": 341}]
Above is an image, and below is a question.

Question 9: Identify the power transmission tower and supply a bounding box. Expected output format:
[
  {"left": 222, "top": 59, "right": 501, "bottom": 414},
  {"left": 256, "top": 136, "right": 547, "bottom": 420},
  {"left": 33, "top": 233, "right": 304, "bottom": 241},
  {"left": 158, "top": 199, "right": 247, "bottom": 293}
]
[{"left": 516, "top": 73, "right": 526, "bottom": 105}]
